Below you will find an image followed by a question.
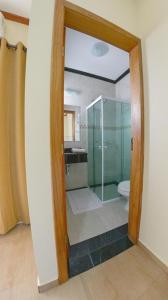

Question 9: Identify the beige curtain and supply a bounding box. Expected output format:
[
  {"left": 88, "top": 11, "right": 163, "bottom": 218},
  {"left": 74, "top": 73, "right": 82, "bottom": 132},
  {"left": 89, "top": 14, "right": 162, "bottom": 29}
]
[{"left": 0, "top": 38, "right": 30, "bottom": 234}]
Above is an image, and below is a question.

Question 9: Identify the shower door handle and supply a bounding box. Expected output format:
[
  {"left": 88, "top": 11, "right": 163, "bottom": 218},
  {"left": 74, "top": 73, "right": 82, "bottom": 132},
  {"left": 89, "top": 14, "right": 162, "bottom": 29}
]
[{"left": 131, "top": 138, "right": 133, "bottom": 151}]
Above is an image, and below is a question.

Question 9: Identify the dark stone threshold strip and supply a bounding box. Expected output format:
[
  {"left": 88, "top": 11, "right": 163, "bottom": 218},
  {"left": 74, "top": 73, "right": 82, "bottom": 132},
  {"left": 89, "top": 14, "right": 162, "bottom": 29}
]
[
  {"left": 90, "top": 236, "right": 132, "bottom": 267},
  {"left": 69, "top": 224, "right": 128, "bottom": 259},
  {"left": 68, "top": 224, "right": 133, "bottom": 278}
]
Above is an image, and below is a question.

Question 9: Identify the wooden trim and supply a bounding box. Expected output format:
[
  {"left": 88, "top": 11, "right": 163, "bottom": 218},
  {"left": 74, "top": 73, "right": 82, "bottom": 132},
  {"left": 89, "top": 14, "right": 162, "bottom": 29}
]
[
  {"left": 138, "top": 241, "right": 168, "bottom": 275},
  {"left": 128, "top": 43, "right": 144, "bottom": 243},
  {"left": 38, "top": 279, "right": 59, "bottom": 293},
  {"left": 50, "top": 0, "right": 68, "bottom": 283},
  {"left": 64, "top": 67, "right": 130, "bottom": 84},
  {"left": 51, "top": 0, "right": 144, "bottom": 283},
  {"left": 64, "top": 1, "right": 139, "bottom": 52},
  {"left": 1, "top": 10, "right": 29, "bottom": 25}
]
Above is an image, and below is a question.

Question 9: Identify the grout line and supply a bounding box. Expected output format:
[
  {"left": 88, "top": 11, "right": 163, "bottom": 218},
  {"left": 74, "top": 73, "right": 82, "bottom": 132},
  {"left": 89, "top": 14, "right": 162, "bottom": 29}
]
[{"left": 89, "top": 254, "right": 94, "bottom": 267}]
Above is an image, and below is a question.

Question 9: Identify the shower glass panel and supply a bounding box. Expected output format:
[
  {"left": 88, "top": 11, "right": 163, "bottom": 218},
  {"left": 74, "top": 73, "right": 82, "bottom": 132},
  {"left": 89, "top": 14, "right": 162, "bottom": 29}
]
[
  {"left": 88, "top": 105, "right": 94, "bottom": 189},
  {"left": 103, "top": 99, "right": 122, "bottom": 201},
  {"left": 87, "top": 96, "right": 131, "bottom": 202},
  {"left": 88, "top": 100, "right": 103, "bottom": 199}
]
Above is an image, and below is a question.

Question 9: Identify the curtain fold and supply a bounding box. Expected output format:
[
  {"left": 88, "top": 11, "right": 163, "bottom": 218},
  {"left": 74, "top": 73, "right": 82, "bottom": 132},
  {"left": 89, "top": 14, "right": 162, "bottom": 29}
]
[{"left": 0, "top": 38, "right": 29, "bottom": 234}]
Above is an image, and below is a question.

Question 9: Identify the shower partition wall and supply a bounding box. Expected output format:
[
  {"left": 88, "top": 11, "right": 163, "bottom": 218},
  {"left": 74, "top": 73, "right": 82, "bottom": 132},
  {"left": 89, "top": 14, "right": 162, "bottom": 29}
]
[{"left": 87, "top": 96, "right": 131, "bottom": 202}]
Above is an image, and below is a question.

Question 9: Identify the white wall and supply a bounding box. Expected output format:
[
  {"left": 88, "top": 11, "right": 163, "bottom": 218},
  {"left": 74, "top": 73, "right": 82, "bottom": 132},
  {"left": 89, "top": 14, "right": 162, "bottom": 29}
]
[
  {"left": 25, "top": 0, "right": 57, "bottom": 286},
  {"left": 137, "top": 0, "right": 168, "bottom": 267},
  {"left": 4, "top": 19, "right": 28, "bottom": 46},
  {"left": 136, "top": 0, "right": 168, "bottom": 38},
  {"left": 115, "top": 74, "right": 131, "bottom": 101},
  {"left": 68, "top": 0, "right": 137, "bottom": 36}
]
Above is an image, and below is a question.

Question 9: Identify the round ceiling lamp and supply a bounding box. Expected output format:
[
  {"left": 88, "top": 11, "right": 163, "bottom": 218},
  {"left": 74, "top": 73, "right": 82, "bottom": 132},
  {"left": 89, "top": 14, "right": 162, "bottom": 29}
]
[{"left": 92, "top": 42, "right": 109, "bottom": 57}]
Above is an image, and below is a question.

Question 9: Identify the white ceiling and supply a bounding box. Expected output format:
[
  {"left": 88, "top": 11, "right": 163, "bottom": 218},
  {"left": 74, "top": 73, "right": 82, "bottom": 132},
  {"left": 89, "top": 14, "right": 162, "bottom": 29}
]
[
  {"left": 0, "top": 0, "right": 32, "bottom": 18},
  {"left": 65, "top": 28, "right": 129, "bottom": 81},
  {"left": 0, "top": 2, "right": 129, "bottom": 80}
]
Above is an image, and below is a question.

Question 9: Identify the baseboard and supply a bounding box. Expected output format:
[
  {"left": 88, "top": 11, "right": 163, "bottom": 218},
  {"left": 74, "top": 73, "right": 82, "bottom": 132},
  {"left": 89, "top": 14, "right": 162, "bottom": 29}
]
[
  {"left": 138, "top": 241, "right": 168, "bottom": 274},
  {"left": 38, "top": 278, "right": 59, "bottom": 293}
]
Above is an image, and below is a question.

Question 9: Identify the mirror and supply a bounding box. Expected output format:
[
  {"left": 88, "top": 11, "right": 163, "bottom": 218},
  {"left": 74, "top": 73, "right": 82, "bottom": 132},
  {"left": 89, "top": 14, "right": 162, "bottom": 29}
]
[{"left": 64, "top": 105, "right": 80, "bottom": 142}]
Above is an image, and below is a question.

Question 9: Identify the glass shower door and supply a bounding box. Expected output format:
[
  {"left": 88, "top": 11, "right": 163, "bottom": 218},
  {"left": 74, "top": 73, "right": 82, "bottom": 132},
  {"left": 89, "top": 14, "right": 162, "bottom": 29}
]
[
  {"left": 103, "top": 99, "right": 122, "bottom": 201},
  {"left": 88, "top": 97, "right": 131, "bottom": 203},
  {"left": 93, "top": 100, "right": 103, "bottom": 200},
  {"left": 88, "top": 99, "right": 103, "bottom": 201},
  {"left": 88, "top": 105, "right": 94, "bottom": 190}
]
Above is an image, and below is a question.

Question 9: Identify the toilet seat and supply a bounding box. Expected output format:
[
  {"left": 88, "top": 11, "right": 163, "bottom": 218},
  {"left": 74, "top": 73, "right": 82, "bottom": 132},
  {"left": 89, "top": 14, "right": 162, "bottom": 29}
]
[{"left": 118, "top": 180, "right": 130, "bottom": 197}]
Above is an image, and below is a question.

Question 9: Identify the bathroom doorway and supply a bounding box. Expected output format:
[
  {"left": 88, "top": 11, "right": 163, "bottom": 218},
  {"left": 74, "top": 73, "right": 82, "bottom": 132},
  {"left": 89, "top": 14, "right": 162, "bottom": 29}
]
[
  {"left": 64, "top": 27, "right": 132, "bottom": 276},
  {"left": 51, "top": 1, "right": 144, "bottom": 283}
]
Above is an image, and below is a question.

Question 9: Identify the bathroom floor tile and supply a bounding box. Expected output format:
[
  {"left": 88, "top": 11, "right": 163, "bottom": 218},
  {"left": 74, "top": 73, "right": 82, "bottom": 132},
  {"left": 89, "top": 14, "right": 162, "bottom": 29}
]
[
  {"left": 90, "top": 243, "right": 117, "bottom": 266},
  {"left": 90, "top": 236, "right": 133, "bottom": 267},
  {"left": 69, "top": 240, "right": 90, "bottom": 259},
  {"left": 68, "top": 225, "right": 132, "bottom": 278},
  {"left": 69, "top": 255, "right": 93, "bottom": 277},
  {"left": 88, "top": 228, "right": 123, "bottom": 252},
  {"left": 95, "top": 199, "right": 128, "bottom": 232},
  {"left": 102, "top": 228, "right": 125, "bottom": 244},
  {"left": 114, "top": 236, "right": 133, "bottom": 253},
  {"left": 69, "top": 225, "right": 126, "bottom": 259},
  {"left": 117, "top": 223, "right": 128, "bottom": 235},
  {"left": 68, "top": 189, "right": 130, "bottom": 278},
  {"left": 67, "top": 196, "right": 128, "bottom": 245},
  {"left": 67, "top": 204, "right": 108, "bottom": 245}
]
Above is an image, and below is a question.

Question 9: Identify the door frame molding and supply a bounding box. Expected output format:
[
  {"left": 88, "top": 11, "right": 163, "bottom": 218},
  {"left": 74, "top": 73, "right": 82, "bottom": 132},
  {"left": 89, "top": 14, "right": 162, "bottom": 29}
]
[{"left": 50, "top": 0, "right": 144, "bottom": 283}]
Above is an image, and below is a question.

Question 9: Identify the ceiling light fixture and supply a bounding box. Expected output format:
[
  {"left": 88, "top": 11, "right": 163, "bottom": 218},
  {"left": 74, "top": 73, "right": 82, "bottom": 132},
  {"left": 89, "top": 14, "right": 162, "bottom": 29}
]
[
  {"left": 65, "top": 88, "right": 81, "bottom": 96},
  {"left": 92, "top": 42, "right": 109, "bottom": 57}
]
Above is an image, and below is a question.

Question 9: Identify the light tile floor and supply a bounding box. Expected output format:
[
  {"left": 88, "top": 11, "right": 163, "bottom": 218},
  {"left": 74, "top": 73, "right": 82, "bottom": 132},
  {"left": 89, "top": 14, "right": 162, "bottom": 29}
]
[
  {"left": 67, "top": 188, "right": 102, "bottom": 215},
  {"left": 1, "top": 225, "right": 168, "bottom": 300},
  {"left": 67, "top": 193, "right": 128, "bottom": 245}
]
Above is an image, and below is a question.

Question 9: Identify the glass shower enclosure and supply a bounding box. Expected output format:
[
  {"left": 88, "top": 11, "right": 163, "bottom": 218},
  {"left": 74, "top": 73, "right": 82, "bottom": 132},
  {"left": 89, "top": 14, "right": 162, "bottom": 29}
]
[{"left": 87, "top": 96, "right": 131, "bottom": 202}]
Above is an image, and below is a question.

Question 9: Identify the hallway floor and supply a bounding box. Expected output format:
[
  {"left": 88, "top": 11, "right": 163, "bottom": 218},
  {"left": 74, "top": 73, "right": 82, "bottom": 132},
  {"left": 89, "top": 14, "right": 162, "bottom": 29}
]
[{"left": 1, "top": 225, "right": 168, "bottom": 299}]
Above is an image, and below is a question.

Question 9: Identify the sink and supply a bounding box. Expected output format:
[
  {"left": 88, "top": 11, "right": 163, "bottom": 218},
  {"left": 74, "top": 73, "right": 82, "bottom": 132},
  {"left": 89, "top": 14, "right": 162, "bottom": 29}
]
[
  {"left": 64, "top": 148, "right": 87, "bottom": 164},
  {"left": 64, "top": 148, "right": 72, "bottom": 153}
]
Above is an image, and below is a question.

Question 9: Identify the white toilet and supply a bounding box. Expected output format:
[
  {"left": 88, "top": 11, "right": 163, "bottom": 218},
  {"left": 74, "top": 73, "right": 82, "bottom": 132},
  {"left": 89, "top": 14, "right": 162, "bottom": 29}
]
[{"left": 118, "top": 180, "right": 130, "bottom": 211}]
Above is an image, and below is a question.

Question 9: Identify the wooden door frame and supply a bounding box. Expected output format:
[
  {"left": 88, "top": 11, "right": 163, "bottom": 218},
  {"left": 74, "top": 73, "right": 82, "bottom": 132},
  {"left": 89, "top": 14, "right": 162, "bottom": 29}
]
[{"left": 50, "top": 0, "right": 144, "bottom": 283}]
